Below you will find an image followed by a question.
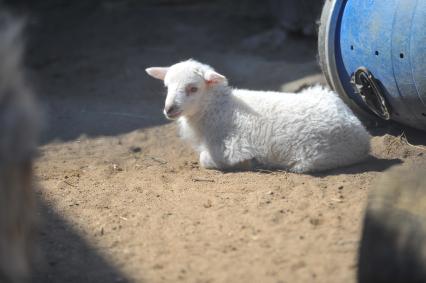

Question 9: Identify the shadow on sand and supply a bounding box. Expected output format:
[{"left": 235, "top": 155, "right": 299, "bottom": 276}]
[
  {"left": 370, "top": 122, "right": 426, "bottom": 146},
  {"left": 315, "top": 156, "right": 403, "bottom": 177},
  {"left": 32, "top": 200, "right": 134, "bottom": 283}
]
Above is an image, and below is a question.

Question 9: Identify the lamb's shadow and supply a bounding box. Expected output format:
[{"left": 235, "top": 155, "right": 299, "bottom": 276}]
[
  {"left": 32, "top": 200, "right": 134, "bottom": 283},
  {"left": 223, "top": 156, "right": 402, "bottom": 175},
  {"left": 312, "top": 156, "right": 403, "bottom": 177}
]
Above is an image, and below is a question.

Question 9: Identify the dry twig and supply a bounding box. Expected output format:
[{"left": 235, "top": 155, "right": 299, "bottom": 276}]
[
  {"left": 386, "top": 132, "right": 404, "bottom": 154},
  {"left": 192, "top": 177, "right": 215, "bottom": 183},
  {"left": 63, "top": 180, "right": 77, "bottom": 187},
  {"left": 149, "top": 156, "right": 168, "bottom": 165}
]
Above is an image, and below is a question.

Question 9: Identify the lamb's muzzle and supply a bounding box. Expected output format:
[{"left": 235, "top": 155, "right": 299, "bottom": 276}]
[{"left": 164, "top": 105, "right": 182, "bottom": 120}]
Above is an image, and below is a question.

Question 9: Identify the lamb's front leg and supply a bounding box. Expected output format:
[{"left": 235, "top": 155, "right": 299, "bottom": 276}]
[
  {"left": 199, "top": 150, "right": 218, "bottom": 169},
  {"left": 200, "top": 150, "right": 252, "bottom": 170}
]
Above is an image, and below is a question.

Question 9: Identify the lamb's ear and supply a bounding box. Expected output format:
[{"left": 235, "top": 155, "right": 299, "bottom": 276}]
[
  {"left": 204, "top": 70, "right": 227, "bottom": 85},
  {"left": 145, "top": 67, "right": 169, "bottom": 80}
]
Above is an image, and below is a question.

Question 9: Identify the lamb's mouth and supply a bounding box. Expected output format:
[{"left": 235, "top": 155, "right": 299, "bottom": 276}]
[{"left": 165, "top": 111, "right": 182, "bottom": 120}]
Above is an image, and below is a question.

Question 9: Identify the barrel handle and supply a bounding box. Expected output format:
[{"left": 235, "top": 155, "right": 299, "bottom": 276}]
[{"left": 350, "top": 67, "right": 391, "bottom": 120}]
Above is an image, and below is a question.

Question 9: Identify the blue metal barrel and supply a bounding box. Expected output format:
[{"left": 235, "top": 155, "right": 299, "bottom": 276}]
[{"left": 319, "top": 0, "right": 426, "bottom": 130}]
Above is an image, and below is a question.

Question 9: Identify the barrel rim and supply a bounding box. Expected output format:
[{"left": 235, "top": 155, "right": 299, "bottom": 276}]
[{"left": 318, "top": 0, "right": 377, "bottom": 120}]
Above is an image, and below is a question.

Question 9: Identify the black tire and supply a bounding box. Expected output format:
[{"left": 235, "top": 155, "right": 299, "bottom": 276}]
[
  {"left": 317, "top": 0, "right": 334, "bottom": 90},
  {"left": 358, "top": 165, "right": 426, "bottom": 283}
]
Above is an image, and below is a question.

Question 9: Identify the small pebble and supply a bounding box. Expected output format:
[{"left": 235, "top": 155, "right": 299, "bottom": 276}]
[
  {"left": 112, "top": 164, "right": 123, "bottom": 171},
  {"left": 130, "top": 146, "right": 142, "bottom": 153},
  {"left": 203, "top": 199, "right": 212, "bottom": 208}
]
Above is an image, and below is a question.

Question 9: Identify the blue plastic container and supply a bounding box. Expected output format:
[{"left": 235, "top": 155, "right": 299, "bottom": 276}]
[{"left": 319, "top": 0, "right": 426, "bottom": 130}]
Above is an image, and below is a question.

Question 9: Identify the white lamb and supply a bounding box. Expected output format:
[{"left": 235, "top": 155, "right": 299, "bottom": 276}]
[{"left": 146, "top": 59, "right": 370, "bottom": 173}]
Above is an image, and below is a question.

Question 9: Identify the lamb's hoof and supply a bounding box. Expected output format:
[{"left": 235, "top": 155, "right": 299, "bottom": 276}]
[
  {"left": 289, "top": 164, "right": 309, "bottom": 174},
  {"left": 199, "top": 151, "right": 217, "bottom": 169},
  {"left": 358, "top": 164, "right": 426, "bottom": 283}
]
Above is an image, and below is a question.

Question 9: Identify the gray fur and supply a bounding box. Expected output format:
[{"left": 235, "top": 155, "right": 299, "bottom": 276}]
[{"left": 0, "top": 14, "right": 40, "bottom": 283}]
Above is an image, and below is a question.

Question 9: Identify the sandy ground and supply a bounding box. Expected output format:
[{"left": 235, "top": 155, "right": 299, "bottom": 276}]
[{"left": 18, "top": 1, "right": 426, "bottom": 282}]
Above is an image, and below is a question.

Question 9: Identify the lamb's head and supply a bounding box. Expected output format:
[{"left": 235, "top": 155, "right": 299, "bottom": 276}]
[{"left": 146, "top": 59, "right": 227, "bottom": 120}]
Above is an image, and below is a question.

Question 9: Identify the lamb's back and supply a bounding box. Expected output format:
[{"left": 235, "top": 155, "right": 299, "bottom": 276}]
[
  {"left": 231, "top": 86, "right": 355, "bottom": 128},
  {"left": 231, "top": 86, "right": 370, "bottom": 171}
]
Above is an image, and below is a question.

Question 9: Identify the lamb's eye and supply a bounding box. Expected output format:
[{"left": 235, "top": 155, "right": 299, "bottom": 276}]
[{"left": 189, "top": 86, "right": 198, "bottom": 93}]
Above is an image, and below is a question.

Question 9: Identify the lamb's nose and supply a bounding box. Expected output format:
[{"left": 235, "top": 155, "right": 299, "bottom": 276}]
[{"left": 165, "top": 105, "right": 177, "bottom": 115}]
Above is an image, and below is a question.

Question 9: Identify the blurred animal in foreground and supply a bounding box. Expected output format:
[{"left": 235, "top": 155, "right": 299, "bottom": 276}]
[
  {"left": 146, "top": 59, "right": 370, "bottom": 173},
  {"left": 358, "top": 164, "right": 426, "bottom": 283},
  {"left": 0, "top": 14, "right": 41, "bottom": 283}
]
